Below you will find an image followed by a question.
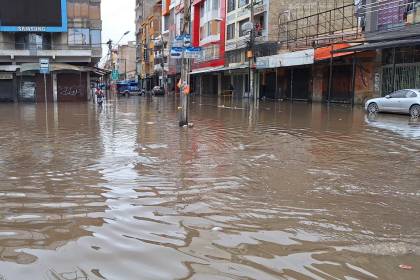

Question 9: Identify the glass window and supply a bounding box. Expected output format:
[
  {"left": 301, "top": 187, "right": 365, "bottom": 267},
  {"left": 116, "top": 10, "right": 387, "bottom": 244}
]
[
  {"left": 212, "top": 0, "right": 219, "bottom": 11},
  {"left": 406, "top": 90, "right": 418, "bottom": 98},
  {"left": 390, "top": 90, "right": 407, "bottom": 98},
  {"left": 68, "top": 28, "right": 90, "bottom": 45},
  {"left": 90, "top": 29, "right": 101, "bottom": 47},
  {"left": 163, "top": 15, "right": 170, "bottom": 31},
  {"left": 239, "top": 19, "right": 249, "bottom": 37},
  {"left": 227, "top": 23, "right": 235, "bottom": 40},
  {"left": 228, "top": 0, "right": 236, "bottom": 12},
  {"left": 239, "top": 0, "right": 249, "bottom": 8}
]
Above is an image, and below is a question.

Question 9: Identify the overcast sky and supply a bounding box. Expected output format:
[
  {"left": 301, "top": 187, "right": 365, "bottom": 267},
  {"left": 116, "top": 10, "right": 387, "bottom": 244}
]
[{"left": 101, "top": 0, "right": 136, "bottom": 46}]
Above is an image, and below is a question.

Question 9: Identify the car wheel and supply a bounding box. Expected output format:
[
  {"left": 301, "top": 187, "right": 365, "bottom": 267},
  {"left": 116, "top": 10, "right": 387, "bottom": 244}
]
[
  {"left": 410, "top": 104, "right": 420, "bottom": 118},
  {"left": 367, "top": 102, "right": 379, "bottom": 114}
]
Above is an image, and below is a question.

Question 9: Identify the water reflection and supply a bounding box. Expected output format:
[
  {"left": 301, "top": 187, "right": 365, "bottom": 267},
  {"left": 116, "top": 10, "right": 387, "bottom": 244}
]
[
  {"left": 366, "top": 112, "right": 420, "bottom": 139},
  {"left": 0, "top": 97, "right": 418, "bottom": 279}
]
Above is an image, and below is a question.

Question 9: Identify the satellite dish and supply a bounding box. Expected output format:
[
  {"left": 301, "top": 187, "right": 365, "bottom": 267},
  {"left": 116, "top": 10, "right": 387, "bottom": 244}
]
[{"left": 241, "top": 22, "right": 254, "bottom": 33}]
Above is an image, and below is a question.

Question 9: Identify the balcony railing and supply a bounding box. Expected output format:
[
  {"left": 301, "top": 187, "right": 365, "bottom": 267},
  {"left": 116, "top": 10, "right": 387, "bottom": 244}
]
[{"left": 0, "top": 42, "right": 102, "bottom": 51}]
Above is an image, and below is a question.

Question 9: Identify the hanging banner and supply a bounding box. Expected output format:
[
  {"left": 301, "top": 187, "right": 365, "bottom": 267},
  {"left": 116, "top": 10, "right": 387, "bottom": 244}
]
[
  {"left": 170, "top": 47, "right": 183, "bottom": 59},
  {"left": 184, "top": 47, "right": 202, "bottom": 59}
]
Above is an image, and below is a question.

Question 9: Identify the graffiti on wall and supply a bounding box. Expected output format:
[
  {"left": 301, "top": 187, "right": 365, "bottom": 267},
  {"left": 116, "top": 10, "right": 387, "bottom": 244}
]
[{"left": 58, "top": 87, "right": 82, "bottom": 96}]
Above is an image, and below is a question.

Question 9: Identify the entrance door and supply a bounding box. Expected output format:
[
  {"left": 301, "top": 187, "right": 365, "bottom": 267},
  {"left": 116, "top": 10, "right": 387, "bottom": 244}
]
[
  {"left": 261, "top": 72, "right": 277, "bottom": 99},
  {"left": 57, "top": 73, "right": 87, "bottom": 102},
  {"left": 327, "top": 65, "right": 353, "bottom": 103},
  {"left": 286, "top": 68, "right": 311, "bottom": 100},
  {"left": 0, "top": 79, "right": 14, "bottom": 102},
  {"left": 233, "top": 75, "right": 244, "bottom": 97}
]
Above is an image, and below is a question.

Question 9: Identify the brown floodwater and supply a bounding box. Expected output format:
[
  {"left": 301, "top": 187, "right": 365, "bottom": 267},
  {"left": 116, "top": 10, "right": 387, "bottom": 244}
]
[{"left": 0, "top": 96, "right": 419, "bottom": 280}]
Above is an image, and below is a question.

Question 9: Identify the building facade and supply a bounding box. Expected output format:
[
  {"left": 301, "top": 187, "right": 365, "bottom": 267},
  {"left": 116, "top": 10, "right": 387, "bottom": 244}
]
[
  {"left": 117, "top": 41, "right": 137, "bottom": 80},
  {"left": 136, "top": 0, "right": 165, "bottom": 90},
  {"left": 190, "top": 0, "right": 226, "bottom": 96},
  {"left": 0, "top": 0, "right": 102, "bottom": 102}
]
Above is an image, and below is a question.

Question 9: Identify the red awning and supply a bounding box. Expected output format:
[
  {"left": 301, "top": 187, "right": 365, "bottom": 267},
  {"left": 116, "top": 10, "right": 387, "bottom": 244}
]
[{"left": 315, "top": 43, "right": 354, "bottom": 61}]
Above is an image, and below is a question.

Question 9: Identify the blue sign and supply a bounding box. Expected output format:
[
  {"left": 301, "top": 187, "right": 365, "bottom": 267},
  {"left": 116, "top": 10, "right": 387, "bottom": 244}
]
[
  {"left": 170, "top": 47, "right": 183, "bottom": 59},
  {"left": 174, "top": 34, "right": 191, "bottom": 47},
  {"left": 184, "top": 47, "right": 202, "bottom": 59},
  {"left": 0, "top": 0, "right": 68, "bottom": 32},
  {"left": 39, "top": 58, "right": 50, "bottom": 74}
]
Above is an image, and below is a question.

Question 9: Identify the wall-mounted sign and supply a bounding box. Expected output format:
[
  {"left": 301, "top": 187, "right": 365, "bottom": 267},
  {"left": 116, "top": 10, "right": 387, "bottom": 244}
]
[
  {"left": 256, "top": 49, "right": 315, "bottom": 69},
  {"left": 0, "top": 73, "right": 13, "bottom": 80}
]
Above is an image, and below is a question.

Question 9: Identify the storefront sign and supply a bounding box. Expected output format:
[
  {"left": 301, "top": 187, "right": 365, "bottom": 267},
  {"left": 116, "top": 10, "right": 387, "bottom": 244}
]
[
  {"left": 256, "top": 49, "right": 314, "bottom": 69},
  {"left": 0, "top": 73, "right": 13, "bottom": 80}
]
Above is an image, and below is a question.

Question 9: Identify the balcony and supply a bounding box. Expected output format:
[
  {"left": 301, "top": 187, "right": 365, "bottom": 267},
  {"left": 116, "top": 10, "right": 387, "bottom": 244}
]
[{"left": 0, "top": 42, "right": 96, "bottom": 63}]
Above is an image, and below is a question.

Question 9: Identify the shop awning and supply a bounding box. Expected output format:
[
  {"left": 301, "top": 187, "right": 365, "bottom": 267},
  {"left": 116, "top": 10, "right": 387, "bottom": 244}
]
[
  {"left": 256, "top": 49, "right": 314, "bottom": 69},
  {"left": 218, "top": 65, "right": 249, "bottom": 72},
  {"left": 333, "top": 38, "right": 420, "bottom": 53},
  {"left": 315, "top": 43, "right": 354, "bottom": 61},
  {"left": 190, "top": 66, "right": 224, "bottom": 75}
]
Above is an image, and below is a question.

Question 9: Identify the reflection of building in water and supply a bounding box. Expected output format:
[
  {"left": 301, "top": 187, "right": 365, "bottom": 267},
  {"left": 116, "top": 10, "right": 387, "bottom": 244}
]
[{"left": 0, "top": 103, "right": 107, "bottom": 264}]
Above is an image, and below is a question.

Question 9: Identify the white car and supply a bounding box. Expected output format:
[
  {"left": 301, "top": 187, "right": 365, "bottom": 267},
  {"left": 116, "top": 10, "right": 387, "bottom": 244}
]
[{"left": 365, "top": 89, "right": 420, "bottom": 118}]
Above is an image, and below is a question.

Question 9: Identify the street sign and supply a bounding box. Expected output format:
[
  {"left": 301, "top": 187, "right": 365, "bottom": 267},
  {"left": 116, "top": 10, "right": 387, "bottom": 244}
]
[
  {"left": 170, "top": 47, "right": 183, "bottom": 59},
  {"left": 39, "top": 58, "right": 49, "bottom": 74},
  {"left": 184, "top": 47, "right": 202, "bottom": 59},
  {"left": 183, "top": 34, "right": 191, "bottom": 47},
  {"left": 174, "top": 34, "right": 191, "bottom": 48},
  {"left": 111, "top": 69, "right": 119, "bottom": 80}
]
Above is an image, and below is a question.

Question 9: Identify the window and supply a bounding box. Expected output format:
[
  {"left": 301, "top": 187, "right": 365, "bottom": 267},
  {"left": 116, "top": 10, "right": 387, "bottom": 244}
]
[
  {"left": 390, "top": 90, "right": 407, "bottom": 98},
  {"left": 228, "top": 0, "right": 236, "bottom": 12},
  {"left": 90, "top": 30, "right": 101, "bottom": 47},
  {"left": 200, "top": 3, "right": 204, "bottom": 17},
  {"left": 227, "top": 24, "right": 235, "bottom": 40},
  {"left": 68, "top": 28, "right": 90, "bottom": 45},
  {"left": 239, "top": 0, "right": 249, "bottom": 8},
  {"left": 239, "top": 19, "right": 249, "bottom": 37},
  {"left": 212, "top": 0, "right": 219, "bottom": 11},
  {"left": 407, "top": 91, "right": 418, "bottom": 98},
  {"left": 163, "top": 15, "right": 170, "bottom": 31}
]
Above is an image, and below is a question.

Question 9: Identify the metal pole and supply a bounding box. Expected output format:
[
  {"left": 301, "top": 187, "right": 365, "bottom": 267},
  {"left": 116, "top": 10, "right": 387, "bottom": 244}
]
[
  {"left": 179, "top": 0, "right": 191, "bottom": 127},
  {"left": 250, "top": 0, "right": 255, "bottom": 103},
  {"left": 392, "top": 47, "right": 396, "bottom": 92},
  {"left": 351, "top": 55, "right": 356, "bottom": 106},
  {"left": 44, "top": 73, "right": 48, "bottom": 104},
  {"left": 328, "top": 44, "right": 334, "bottom": 103},
  {"left": 290, "top": 68, "right": 294, "bottom": 101},
  {"left": 125, "top": 59, "right": 127, "bottom": 80}
]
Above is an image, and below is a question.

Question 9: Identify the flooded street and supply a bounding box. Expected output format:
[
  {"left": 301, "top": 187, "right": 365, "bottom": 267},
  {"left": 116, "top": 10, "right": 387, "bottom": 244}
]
[{"left": 0, "top": 96, "right": 419, "bottom": 279}]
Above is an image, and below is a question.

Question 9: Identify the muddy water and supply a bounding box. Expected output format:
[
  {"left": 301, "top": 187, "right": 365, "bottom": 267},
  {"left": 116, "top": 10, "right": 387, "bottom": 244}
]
[{"left": 0, "top": 96, "right": 419, "bottom": 279}]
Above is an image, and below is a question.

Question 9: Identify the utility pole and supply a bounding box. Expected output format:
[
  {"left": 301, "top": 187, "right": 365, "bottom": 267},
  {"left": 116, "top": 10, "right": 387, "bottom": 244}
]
[
  {"left": 107, "top": 39, "right": 113, "bottom": 95},
  {"left": 159, "top": 35, "right": 167, "bottom": 93},
  {"left": 179, "top": 0, "right": 191, "bottom": 127},
  {"left": 249, "top": 0, "right": 256, "bottom": 104}
]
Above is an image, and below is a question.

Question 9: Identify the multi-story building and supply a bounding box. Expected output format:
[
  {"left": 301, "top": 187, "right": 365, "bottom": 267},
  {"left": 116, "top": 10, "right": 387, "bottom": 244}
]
[
  {"left": 360, "top": 0, "right": 420, "bottom": 96},
  {"left": 117, "top": 41, "right": 137, "bottom": 80},
  {"left": 0, "top": 0, "right": 102, "bottom": 102},
  {"left": 190, "top": 0, "right": 226, "bottom": 95},
  {"left": 136, "top": 0, "right": 165, "bottom": 90},
  {"left": 163, "top": 0, "right": 182, "bottom": 93},
  {"left": 254, "top": 0, "right": 365, "bottom": 103}
]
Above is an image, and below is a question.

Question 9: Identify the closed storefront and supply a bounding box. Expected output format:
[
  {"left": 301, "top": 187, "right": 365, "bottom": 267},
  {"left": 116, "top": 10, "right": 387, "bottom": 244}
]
[
  {"left": 0, "top": 73, "right": 14, "bottom": 102},
  {"left": 57, "top": 73, "right": 87, "bottom": 102}
]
